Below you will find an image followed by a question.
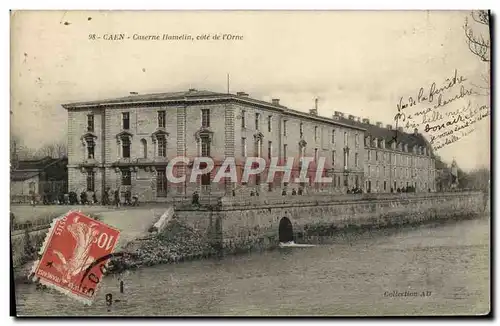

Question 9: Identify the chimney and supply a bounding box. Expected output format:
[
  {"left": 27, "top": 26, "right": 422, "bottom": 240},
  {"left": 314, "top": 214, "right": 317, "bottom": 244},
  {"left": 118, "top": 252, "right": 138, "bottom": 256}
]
[
  {"left": 129, "top": 92, "right": 138, "bottom": 95},
  {"left": 272, "top": 98, "right": 280, "bottom": 105},
  {"left": 334, "top": 111, "right": 341, "bottom": 116},
  {"left": 236, "top": 91, "right": 249, "bottom": 97},
  {"left": 362, "top": 118, "right": 370, "bottom": 124},
  {"left": 309, "top": 108, "right": 318, "bottom": 115},
  {"left": 356, "top": 117, "right": 361, "bottom": 122},
  {"left": 348, "top": 115, "right": 355, "bottom": 120},
  {"left": 398, "top": 127, "right": 404, "bottom": 132},
  {"left": 188, "top": 88, "right": 197, "bottom": 92},
  {"left": 414, "top": 128, "right": 418, "bottom": 136},
  {"left": 376, "top": 122, "right": 383, "bottom": 127},
  {"left": 386, "top": 124, "right": 392, "bottom": 130}
]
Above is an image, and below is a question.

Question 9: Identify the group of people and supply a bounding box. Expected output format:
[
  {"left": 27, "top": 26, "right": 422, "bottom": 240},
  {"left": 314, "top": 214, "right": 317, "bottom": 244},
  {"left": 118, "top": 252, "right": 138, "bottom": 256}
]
[
  {"left": 28, "top": 188, "right": 139, "bottom": 207},
  {"left": 101, "top": 188, "right": 139, "bottom": 207},
  {"left": 392, "top": 185, "right": 417, "bottom": 193},
  {"left": 347, "top": 187, "right": 363, "bottom": 194}
]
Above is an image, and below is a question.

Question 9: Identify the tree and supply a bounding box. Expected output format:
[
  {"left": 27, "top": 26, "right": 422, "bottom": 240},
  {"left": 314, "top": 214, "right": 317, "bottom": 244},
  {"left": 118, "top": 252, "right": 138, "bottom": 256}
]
[
  {"left": 463, "top": 10, "right": 490, "bottom": 94},
  {"left": 35, "top": 143, "right": 67, "bottom": 159}
]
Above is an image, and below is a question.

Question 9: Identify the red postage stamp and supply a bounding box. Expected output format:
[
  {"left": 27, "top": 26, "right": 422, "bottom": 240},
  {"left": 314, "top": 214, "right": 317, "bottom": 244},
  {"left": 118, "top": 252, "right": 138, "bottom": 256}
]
[{"left": 31, "top": 211, "right": 120, "bottom": 305}]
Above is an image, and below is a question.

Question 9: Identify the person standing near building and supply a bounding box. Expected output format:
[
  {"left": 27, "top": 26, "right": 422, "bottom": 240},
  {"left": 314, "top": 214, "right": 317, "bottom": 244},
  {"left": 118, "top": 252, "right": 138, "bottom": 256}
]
[{"left": 114, "top": 189, "right": 120, "bottom": 208}]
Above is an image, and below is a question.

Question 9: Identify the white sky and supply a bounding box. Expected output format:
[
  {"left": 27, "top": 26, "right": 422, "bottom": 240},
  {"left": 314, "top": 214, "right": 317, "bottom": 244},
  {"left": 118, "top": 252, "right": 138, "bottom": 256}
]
[{"left": 10, "top": 10, "right": 490, "bottom": 170}]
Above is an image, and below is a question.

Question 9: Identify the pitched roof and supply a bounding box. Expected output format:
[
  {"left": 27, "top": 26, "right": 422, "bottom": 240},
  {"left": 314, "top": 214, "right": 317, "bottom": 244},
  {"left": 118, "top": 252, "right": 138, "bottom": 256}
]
[
  {"left": 16, "top": 156, "right": 55, "bottom": 170},
  {"left": 62, "top": 90, "right": 227, "bottom": 108},
  {"left": 334, "top": 115, "right": 432, "bottom": 155},
  {"left": 11, "top": 170, "right": 39, "bottom": 182},
  {"left": 11, "top": 157, "right": 68, "bottom": 181}
]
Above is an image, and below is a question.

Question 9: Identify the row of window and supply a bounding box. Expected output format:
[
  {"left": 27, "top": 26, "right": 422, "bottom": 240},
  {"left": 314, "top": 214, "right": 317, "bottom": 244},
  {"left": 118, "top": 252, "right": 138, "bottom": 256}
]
[
  {"left": 85, "top": 168, "right": 173, "bottom": 195},
  {"left": 240, "top": 113, "right": 360, "bottom": 148},
  {"left": 366, "top": 166, "right": 435, "bottom": 179},
  {"left": 241, "top": 111, "right": 273, "bottom": 132},
  {"left": 86, "top": 109, "right": 211, "bottom": 133},
  {"left": 86, "top": 136, "right": 168, "bottom": 160},
  {"left": 240, "top": 139, "right": 360, "bottom": 169},
  {"left": 86, "top": 167, "right": 432, "bottom": 194},
  {"left": 366, "top": 150, "right": 432, "bottom": 168},
  {"left": 365, "top": 180, "right": 430, "bottom": 192}
]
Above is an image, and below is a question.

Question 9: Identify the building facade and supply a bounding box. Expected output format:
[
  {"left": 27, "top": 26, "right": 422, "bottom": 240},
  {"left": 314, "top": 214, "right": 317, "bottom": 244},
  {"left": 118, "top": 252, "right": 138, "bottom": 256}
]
[{"left": 63, "top": 89, "right": 436, "bottom": 202}]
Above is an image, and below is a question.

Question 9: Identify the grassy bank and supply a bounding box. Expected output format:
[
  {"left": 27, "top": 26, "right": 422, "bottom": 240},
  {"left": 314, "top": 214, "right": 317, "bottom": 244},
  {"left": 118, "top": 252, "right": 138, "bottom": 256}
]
[{"left": 108, "top": 218, "right": 218, "bottom": 273}]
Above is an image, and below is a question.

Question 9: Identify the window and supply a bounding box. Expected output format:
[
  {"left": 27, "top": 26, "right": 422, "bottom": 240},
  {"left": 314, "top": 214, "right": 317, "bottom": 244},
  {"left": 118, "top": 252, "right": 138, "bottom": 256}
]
[
  {"left": 268, "top": 141, "right": 272, "bottom": 160},
  {"left": 332, "top": 129, "right": 335, "bottom": 143},
  {"left": 377, "top": 166, "right": 380, "bottom": 177},
  {"left": 314, "top": 126, "right": 318, "bottom": 141},
  {"left": 87, "top": 114, "right": 94, "bottom": 132},
  {"left": 283, "top": 144, "right": 288, "bottom": 160},
  {"left": 368, "top": 150, "right": 371, "bottom": 161},
  {"left": 344, "top": 175, "right": 348, "bottom": 187},
  {"left": 355, "top": 133, "right": 359, "bottom": 148},
  {"left": 255, "top": 113, "right": 260, "bottom": 130},
  {"left": 158, "top": 111, "right": 166, "bottom": 128},
  {"left": 157, "top": 169, "right": 167, "bottom": 196},
  {"left": 201, "top": 137, "right": 210, "bottom": 157},
  {"left": 355, "top": 175, "right": 359, "bottom": 188},
  {"left": 283, "top": 120, "right": 288, "bottom": 136},
  {"left": 355, "top": 153, "right": 359, "bottom": 167},
  {"left": 314, "top": 148, "right": 318, "bottom": 162},
  {"left": 268, "top": 115, "right": 272, "bottom": 132},
  {"left": 201, "top": 173, "right": 211, "bottom": 186},
  {"left": 332, "top": 150, "right": 336, "bottom": 167},
  {"left": 122, "top": 137, "right": 130, "bottom": 158},
  {"left": 241, "top": 110, "right": 246, "bottom": 128},
  {"left": 344, "top": 132, "right": 348, "bottom": 146},
  {"left": 241, "top": 137, "right": 247, "bottom": 156},
  {"left": 122, "top": 112, "right": 130, "bottom": 130},
  {"left": 121, "top": 169, "right": 131, "bottom": 186},
  {"left": 87, "top": 138, "right": 95, "bottom": 159},
  {"left": 376, "top": 151, "right": 379, "bottom": 161},
  {"left": 343, "top": 149, "right": 348, "bottom": 168},
  {"left": 141, "top": 139, "right": 147, "bottom": 158},
  {"left": 201, "top": 109, "right": 210, "bottom": 128},
  {"left": 86, "top": 170, "right": 95, "bottom": 192},
  {"left": 300, "top": 123, "right": 304, "bottom": 138},
  {"left": 384, "top": 181, "right": 387, "bottom": 191},
  {"left": 157, "top": 136, "right": 166, "bottom": 157}
]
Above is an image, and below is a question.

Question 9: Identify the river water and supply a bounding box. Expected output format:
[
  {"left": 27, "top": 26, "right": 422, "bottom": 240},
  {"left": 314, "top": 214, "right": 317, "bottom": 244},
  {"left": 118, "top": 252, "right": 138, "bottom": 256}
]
[{"left": 15, "top": 217, "right": 490, "bottom": 316}]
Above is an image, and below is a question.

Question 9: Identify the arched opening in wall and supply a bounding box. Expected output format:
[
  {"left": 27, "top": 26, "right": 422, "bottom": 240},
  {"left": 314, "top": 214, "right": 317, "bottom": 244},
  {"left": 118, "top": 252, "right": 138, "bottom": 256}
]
[
  {"left": 279, "top": 217, "right": 294, "bottom": 243},
  {"left": 140, "top": 139, "right": 147, "bottom": 158}
]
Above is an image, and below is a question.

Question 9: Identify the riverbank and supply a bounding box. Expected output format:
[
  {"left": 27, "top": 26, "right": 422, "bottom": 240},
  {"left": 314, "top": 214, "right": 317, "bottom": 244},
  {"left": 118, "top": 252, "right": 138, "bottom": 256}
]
[
  {"left": 106, "top": 211, "right": 488, "bottom": 276},
  {"left": 15, "top": 216, "right": 489, "bottom": 316},
  {"left": 108, "top": 217, "right": 219, "bottom": 273},
  {"left": 12, "top": 189, "right": 489, "bottom": 284},
  {"left": 13, "top": 212, "right": 489, "bottom": 284}
]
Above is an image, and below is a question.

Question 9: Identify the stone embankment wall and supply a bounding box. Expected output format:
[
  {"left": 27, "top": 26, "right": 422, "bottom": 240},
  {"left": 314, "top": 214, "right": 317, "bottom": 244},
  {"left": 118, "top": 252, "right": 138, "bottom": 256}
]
[{"left": 175, "top": 191, "right": 488, "bottom": 254}]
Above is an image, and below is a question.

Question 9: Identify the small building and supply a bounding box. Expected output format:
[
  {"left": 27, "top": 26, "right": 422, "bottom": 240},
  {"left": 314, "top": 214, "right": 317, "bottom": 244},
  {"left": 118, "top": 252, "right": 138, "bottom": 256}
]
[{"left": 10, "top": 156, "right": 68, "bottom": 203}]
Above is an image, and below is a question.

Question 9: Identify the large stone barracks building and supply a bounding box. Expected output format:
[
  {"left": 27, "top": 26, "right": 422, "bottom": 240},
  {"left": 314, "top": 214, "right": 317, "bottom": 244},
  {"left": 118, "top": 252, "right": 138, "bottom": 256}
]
[{"left": 63, "top": 89, "right": 436, "bottom": 202}]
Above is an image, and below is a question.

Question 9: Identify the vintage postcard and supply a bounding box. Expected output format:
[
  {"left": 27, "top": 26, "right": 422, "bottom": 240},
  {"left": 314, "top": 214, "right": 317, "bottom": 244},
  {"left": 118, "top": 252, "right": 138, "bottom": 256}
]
[{"left": 10, "top": 10, "right": 491, "bottom": 316}]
